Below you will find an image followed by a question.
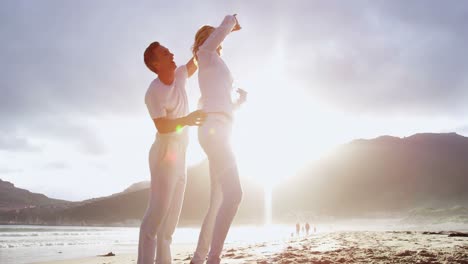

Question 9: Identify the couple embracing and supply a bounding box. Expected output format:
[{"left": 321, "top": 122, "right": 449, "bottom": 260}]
[{"left": 138, "top": 14, "right": 247, "bottom": 264}]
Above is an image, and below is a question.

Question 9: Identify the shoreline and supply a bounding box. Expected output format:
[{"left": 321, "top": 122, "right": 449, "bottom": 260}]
[
  {"left": 29, "top": 244, "right": 194, "bottom": 264},
  {"left": 28, "top": 230, "right": 468, "bottom": 264},
  {"left": 30, "top": 254, "right": 136, "bottom": 264}
]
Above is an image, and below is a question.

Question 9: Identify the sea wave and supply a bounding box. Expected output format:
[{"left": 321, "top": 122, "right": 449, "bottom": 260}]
[
  {"left": 0, "top": 240, "right": 111, "bottom": 248},
  {"left": 0, "top": 232, "right": 104, "bottom": 237},
  {"left": 0, "top": 233, "right": 40, "bottom": 237}
]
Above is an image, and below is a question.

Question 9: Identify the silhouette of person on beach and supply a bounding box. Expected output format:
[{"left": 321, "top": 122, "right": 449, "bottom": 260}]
[
  {"left": 190, "top": 14, "right": 247, "bottom": 264},
  {"left": 296, "top": 223, "right": 300, "bottom": 236},
  {"left": 305, "top": 222, "right": 310, "bottom": 235},
  {"left": 137, "top": 41, "right": 206, "bottom": 264}
]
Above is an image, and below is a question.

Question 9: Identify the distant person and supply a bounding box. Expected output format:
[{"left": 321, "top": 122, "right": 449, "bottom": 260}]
[
  {"left": 137, "top": 41, "right": 206, "bottom": 264},
  {"left": 314, "top": 225, "right": 317, "bottom": 233},
  {"left": 190, "top": 14, "right": 247, "bottom": 264},
  {"left": 305, "top": 222, "right": 310, "bottom": 235},
  {"left": 296, "top": 223, "right": 300, "bottom": 236}
]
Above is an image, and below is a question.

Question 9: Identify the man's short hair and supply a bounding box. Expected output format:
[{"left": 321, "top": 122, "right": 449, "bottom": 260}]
[{"left": 144, "top": 42, "right": 160, "bottom": 74}]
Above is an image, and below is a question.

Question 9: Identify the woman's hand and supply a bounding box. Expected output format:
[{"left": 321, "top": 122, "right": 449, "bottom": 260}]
[
  {"left": 236, "top": 88, "right": 247, "bottom": 104},
  {"left": 232, "top": 14, "right": 242, "bottom": 32}
]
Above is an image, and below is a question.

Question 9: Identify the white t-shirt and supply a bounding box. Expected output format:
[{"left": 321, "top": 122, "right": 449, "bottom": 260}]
[
  {"left": 145, "top": 66, "right": 189, "bottom": 135},
  {"left": 197, "top": 15, "right": 237, "bottom": 115}
]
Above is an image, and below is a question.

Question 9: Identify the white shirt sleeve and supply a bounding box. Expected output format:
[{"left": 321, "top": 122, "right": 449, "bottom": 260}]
[
  {"left": 145, "top": 89, "right": 167, "bottom": 119},
  {"left": 199, "top": 15, "right": 237, "bottom": 52},
  {"left": 175, "top": 65, "right": 188, "bottom": 80}
]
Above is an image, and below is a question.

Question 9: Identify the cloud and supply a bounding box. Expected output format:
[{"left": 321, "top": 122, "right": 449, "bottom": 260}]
[
  {"left": 275, "top": 1, "right": 468, "bottom": 116},
  {"left": 0, "top": 168, "right": 23, "bottom": 174},
  {"left": 0, "top": 1, "right": 146, "bottom": 118},
  {"left": 0, "top": 133, "right": 41, "bottom": 152},
  {"left": 27, "top": 116, "right": 108, "bottom": 155},
  {"left": 0, "top": 113, "right": 107, "bottom": 155},
  {"left": 1, "top": 2, "right": 138, "bottom": 156},
  {"left": 43, "top": 161, "right": 68, "bottom": 170}
]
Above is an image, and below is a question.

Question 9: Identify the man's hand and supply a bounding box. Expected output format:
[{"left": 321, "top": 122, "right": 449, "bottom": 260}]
[
  {"left": 185, "top": 110, "right": 206, "bottom": 126},
  {"left": 232, "top": 14, "right": 242, "bottom": 32},
  {"left": 154, "top": 110, "right": 206, "bottom": 133}
]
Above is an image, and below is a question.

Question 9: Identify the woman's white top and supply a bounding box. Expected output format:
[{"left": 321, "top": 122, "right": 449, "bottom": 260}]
[{"left": 197, "top": 15, "right": 237, "bottom": 115}]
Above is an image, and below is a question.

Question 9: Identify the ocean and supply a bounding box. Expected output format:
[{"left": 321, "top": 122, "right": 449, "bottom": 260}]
[{"left": 0, "top": 224, "right": 293, "bottom": 264}]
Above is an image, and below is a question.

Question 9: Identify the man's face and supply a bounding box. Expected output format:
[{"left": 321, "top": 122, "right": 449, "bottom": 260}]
[{"left": 154, "top": 45, "right": 176, "bottom": 73}]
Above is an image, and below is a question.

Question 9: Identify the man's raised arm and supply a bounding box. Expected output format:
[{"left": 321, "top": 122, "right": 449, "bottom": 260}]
[{"left": 185, "top": 57, "right": 198, "bottom": 78}]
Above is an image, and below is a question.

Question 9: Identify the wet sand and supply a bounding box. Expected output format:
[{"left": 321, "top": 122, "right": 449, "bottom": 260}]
[{"left": 33, "top": 230, "right": 468, "bottom": 264}]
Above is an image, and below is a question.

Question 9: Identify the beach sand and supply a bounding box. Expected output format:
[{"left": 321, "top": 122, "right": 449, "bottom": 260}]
[{"left": 32, "top": 231, "right": 468, "bottom": 264}]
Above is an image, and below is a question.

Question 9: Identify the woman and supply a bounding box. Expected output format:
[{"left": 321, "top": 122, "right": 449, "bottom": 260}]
[{"left": 190, "top": 14, "right": 247, "bottom": 264}]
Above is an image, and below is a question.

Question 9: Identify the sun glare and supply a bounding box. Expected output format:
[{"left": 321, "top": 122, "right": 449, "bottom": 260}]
[
  {"left": 231, "top": 86, "right": 336, "bottom": 187},
  {"left": 229, "top": 35, "right": 341, "bottom": 187}
]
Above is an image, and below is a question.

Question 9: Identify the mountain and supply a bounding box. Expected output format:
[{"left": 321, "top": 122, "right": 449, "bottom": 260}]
[
  {"left": 273, "top": 132, "right": 468, "bottom": 220},
  {"left": 0, "top": 161, "right": 265, "bottom": 226},
  {"left": 0, "top": 179, "right": 69, "bottom": 212},
  {"left": 402, "top": 206, "right": 468, "bottom": 224},
  {"left": 2, "top": 132, "right": 468, "bottom": 225},
  {"left": 122, "top": 181, "right": 150, "bottom": 193}
]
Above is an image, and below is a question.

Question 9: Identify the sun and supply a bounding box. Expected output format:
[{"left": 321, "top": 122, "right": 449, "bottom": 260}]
[{"left": 230, "top": 82, "right": 338, "bottom": 187}]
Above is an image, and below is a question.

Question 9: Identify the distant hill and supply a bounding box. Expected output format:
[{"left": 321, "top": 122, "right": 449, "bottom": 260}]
[
  {"left": 0, "top": 179, "right": 69, "bottom": 212},
  {"left": 2, "top": 132, "right": 468, "bottom": 225},
  {"left": 122, "top": 181, "right": 150, "bottom": 193},
  {"left": 273, "top": 132, "right": 468, "bottom": 220},
  {"left": 0, "top": 161, "right": 265, "bottom": 226},
  {"left": 402, "top": 206, "right": 468, "bottom": 224}
]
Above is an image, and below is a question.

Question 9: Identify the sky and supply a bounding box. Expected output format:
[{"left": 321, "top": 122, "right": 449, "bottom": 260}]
[{"left": 1, "top": 0, "right": 468, "bottom": 201}]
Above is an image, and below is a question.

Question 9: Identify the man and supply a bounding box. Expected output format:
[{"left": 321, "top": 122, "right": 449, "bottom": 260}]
[{"left": 138, "top": 41, "right": 206, "bottom": 264}]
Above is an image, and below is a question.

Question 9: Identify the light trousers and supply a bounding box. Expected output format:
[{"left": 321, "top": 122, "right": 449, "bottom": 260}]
[
  {"left": 192, "top": 115, "right": 243, "bottom": 264},
  {"left": 137, "top": 133, "right": 188, "bottom": 264}
]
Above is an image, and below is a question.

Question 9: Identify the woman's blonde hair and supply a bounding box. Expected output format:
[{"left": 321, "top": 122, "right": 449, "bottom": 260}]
[{"left": 192, "top": 25, "right": 215, "bottom": 58}]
